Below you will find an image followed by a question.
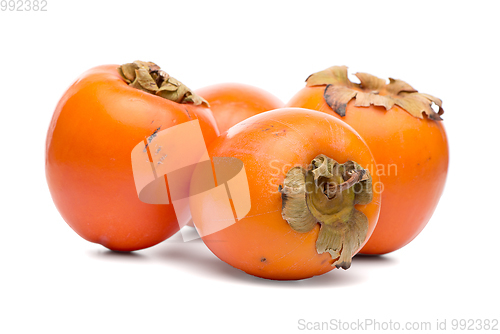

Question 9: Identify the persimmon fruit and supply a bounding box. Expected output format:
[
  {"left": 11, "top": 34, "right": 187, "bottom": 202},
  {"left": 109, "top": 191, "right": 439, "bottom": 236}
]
[
  {"left": 190, "top": 108, "right": 381, "bottom": 280},
  {"left": 195, "top": 83, "right": 283, "bottom": 133},
  {"left": 45, "top": 61, "right": 219, "bottom": 251},
  {"left": 185, "top": 83, "right": 283, "bottom": 228},
  {"left": 286, "top": 66, "right": 449, "bottom": 254}
]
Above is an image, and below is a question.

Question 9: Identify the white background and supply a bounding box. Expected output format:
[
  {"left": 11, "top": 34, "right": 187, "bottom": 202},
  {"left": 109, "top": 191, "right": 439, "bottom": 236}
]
[{"left": 1, "top": 1, "right": 499, "bottom": 333}]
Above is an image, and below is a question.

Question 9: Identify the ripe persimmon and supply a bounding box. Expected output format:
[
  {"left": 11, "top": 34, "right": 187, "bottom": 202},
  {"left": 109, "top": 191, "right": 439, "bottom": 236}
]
[
  {"left": 46, "top": 61, "right": 219, "bottom": 251},
  {"left": 195, "top": 83, "right": 283, "bottom": 133},
  {"left": 287, "top": 66, "right": 448, "bottom": 254},
  {"left": 190, "top": 108, "right": 381, "bottom": 280}
]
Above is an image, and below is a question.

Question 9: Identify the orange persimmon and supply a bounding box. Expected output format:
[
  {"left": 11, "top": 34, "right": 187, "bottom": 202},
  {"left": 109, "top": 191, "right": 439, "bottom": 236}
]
[
  {"left": 46, "top": 61, "right": 219, "bottom": 251},
  {"left": 195, "top": 83, "right": 283, "bottom": 133},
  {"left": 287, "top": 66, "right": 449, "bottom": 254},
  {"left": 190, "top": 108, "right": 381, "bottom": 280}
]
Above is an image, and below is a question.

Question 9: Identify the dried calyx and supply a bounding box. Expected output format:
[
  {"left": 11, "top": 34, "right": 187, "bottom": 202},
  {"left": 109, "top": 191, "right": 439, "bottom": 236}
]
[
  {"left": 118, "top": 61, "right": 208, "bottom": 107},
  {"left": 306, "top": 66, "right": 444, "bottom": 120},
  {"left": 279, "top": 155, "right": 373, "bottom": 269}
]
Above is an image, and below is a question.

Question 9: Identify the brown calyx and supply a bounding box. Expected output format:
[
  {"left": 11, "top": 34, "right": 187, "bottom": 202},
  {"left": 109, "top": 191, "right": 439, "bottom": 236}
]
[
  {"left": 306, "top": 65, "right": 444, "bottom": 120},
  {"left": 279, "top": 155, "right": 373, "bottom": 270},
  {"left": 118, "top": 61, "right": 208, "bottom": 107}
]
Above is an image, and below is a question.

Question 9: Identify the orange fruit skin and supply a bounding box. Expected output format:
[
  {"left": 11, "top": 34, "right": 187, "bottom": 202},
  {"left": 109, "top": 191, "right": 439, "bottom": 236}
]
[
  {"left": 287, "top": 87, "right": 449, "bottom": 254},
  {"left": 195, "top": 83, "right": 283, "bottom": 133},
  {"left": 191, "top": 108, "right": 381, "bottom": 280},
  {"left": 46, "top": 65, "right": 219, "bottom": 251}
]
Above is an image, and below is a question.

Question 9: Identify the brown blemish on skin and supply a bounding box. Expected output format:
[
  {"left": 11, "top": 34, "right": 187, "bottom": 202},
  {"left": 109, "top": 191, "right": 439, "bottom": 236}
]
[
  {"left": 273, "top": 129, "right": 287, "bottom": 137},
  {"left": 148, "top": 127, "right": 161, "bottom": 142},
  {"left": 184, "top": 108, "right": 192, "bottom": 120},
  {"left": 418, "top": 156, "right": 432, "bottom": 166},
  {"left": 144, "top": 126, "right": 162, "bottom": 151},
  {"left": 262, "top": 125, "right": 275, "bottom": 132}
]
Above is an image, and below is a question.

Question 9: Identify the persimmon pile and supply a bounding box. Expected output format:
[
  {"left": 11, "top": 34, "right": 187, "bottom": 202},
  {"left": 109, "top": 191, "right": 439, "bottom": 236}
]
[{"left": 46, "top": 61, "right": 448, "bottom": 280}]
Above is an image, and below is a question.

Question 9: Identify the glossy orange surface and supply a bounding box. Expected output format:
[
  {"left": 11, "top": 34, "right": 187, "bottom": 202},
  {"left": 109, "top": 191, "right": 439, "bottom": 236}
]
[
  {"left": 287, "top": 87, "right": 449, "bottom": 254},
  {"left": 191, "top": 108, "right": 381, "bottom": 280},
  {"left": 46, "top": 65, "right": 219, "bottom": 251},
  {"left": 195, "top": 83, "right": 283, "bottom": 133}
]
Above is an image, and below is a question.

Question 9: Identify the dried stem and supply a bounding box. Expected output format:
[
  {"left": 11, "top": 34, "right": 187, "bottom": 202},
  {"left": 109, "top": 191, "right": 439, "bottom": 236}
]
[{"left": 324, "top": 169, "right": 367, "bottom": 199}]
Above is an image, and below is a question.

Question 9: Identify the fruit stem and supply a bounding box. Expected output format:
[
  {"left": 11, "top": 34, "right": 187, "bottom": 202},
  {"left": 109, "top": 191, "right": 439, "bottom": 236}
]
[
  {"left": 324, "top": 169, "right": 367, "bottom": 199},
  {"left": 306, "top": 65, "right": 444, "bottom": 120},
  {"left": 117, "top": 61, "right": 209, "bottom": 107},
  {"left": 279, "top": 155, "right": 373, "bottom": 269}
]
